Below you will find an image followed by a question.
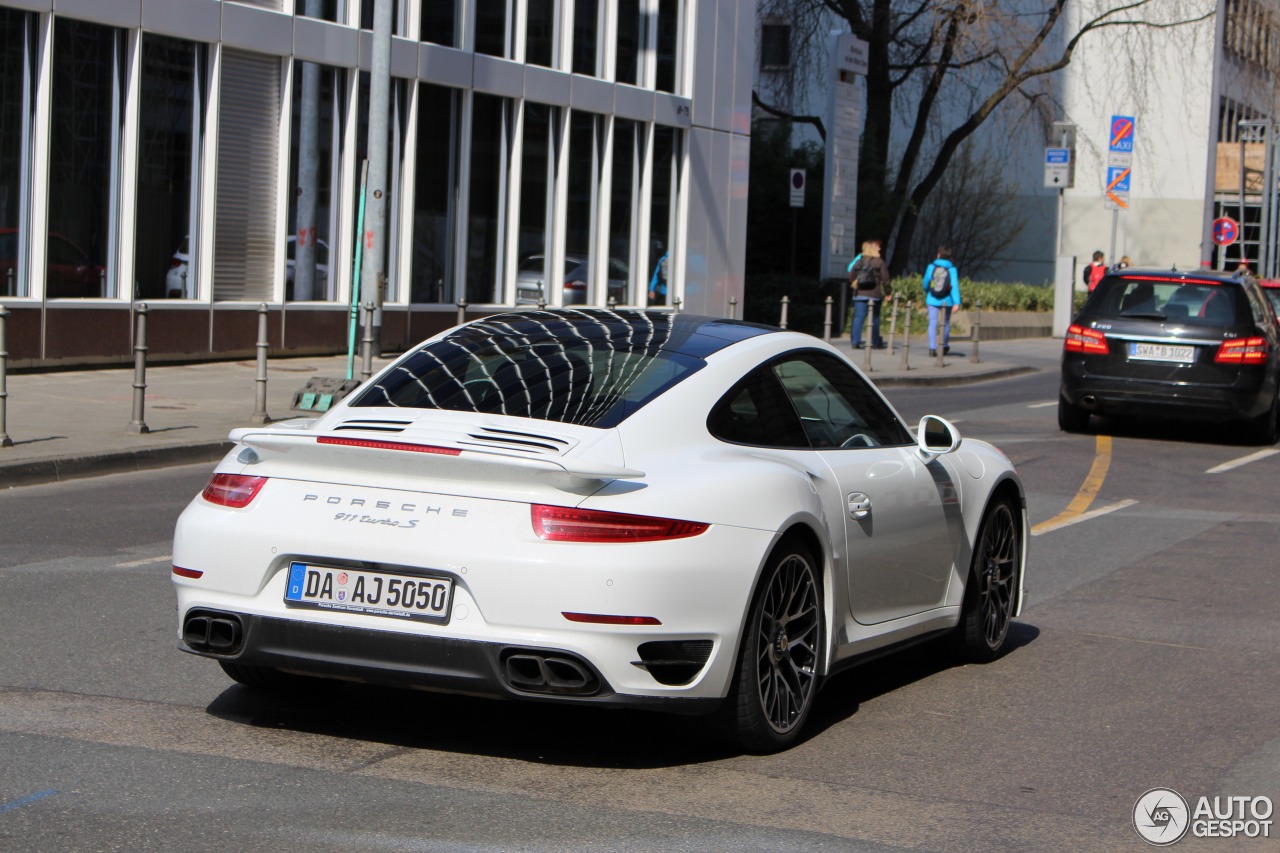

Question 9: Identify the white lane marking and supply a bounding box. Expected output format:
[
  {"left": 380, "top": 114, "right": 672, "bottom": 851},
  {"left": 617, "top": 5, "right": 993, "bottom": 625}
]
[
  {"left": 1030, "top": 499, "right": 1138, "bottom": 537},
  {"left": 1205, "top": 449, "right": 1280, "bottom": 474},
  {"left": 113, "top": 555, "right": 172, "bottom": 568},
  {"left": 1027, "top": 401, "right": 1058, "bottom": 409}
]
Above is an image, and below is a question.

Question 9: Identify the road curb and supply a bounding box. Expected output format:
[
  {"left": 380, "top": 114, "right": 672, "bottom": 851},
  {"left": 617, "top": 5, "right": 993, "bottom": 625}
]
[
  {"left": 0, "top": 442, "right": 232, "bottom": 489},
  {"left": 871, "top": 366, "right": 1040, "bottom": 388}
]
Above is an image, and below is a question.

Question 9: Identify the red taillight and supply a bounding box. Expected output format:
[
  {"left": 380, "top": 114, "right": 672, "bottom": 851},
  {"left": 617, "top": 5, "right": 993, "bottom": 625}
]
[
  {"left": 317, "top": 436, "right": 461, "bottom": 455},
  {"left": 169, "top": 258, "right": 183, "bottom": 269},
  {"left": 201, "top": 473, "right": 267, "bottom": 508},
  {"left": 564, "top": 281, "right": 586, "bottom": 291},
  {"left": 172, "top": 566, "right": 203, "bottom": 579},
  {"left": 1215, "top": 336, "right": 1268, "bottom": 364},
  {"left": 531, "top": 504, "right": 709, "bottom": 543},
  {"left": 562, "top": 612, "right": 662, "bottom": 625},
  {"left": 1064, "top": 324, "right": 1110, "bottom": 355}
]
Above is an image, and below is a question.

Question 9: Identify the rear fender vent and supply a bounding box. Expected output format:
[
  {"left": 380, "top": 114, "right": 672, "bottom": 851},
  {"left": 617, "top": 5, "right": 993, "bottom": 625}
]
[{"left": 634, "top": 640, "right": 714, "bottom": 686}]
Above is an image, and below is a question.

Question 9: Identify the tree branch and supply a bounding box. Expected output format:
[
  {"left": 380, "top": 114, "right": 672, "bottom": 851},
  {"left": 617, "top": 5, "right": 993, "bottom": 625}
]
[{"left": 752, "top": 90, "right": 827, "bottom": 141}]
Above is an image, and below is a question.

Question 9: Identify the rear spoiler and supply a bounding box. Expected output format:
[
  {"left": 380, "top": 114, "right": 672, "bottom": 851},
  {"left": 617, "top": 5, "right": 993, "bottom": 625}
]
[{"left": 227, "top": 427, "right": 645, "bottom": 486}]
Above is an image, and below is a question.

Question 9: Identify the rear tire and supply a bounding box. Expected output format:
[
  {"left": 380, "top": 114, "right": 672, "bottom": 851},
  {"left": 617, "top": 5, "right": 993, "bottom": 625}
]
[
  {"left": 720, "top": 541, "right": 822, "bottom": 753},
  {"left": 949, "top": 499, "right": 1021, "bottom": 663},
  {"left": 1058, "top": 395, "right": 1090, "bottom": 432},
  {"left": 1244, "top": 394, "right": 1279, "bottom": 446}
]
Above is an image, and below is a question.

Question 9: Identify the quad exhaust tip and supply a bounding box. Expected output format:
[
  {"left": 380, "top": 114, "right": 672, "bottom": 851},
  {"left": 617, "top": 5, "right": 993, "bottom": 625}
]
[
  {"left": 183, "top": 611, "right": 244, "bottom": 654},
  {"left": 500, "top": 650, "right": 599, "bottom": 695}
]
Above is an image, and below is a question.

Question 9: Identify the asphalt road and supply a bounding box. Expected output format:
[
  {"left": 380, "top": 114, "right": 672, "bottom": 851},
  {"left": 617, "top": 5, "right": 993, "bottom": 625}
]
[{"left": 1, "top": 371, "right": 1277, "bottom": 852}]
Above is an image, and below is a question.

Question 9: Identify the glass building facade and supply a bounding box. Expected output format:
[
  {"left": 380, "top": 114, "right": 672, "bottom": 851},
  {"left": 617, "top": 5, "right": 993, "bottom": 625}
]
[{"left": 0, "top": 0, "right": 752, "bottom": 365}]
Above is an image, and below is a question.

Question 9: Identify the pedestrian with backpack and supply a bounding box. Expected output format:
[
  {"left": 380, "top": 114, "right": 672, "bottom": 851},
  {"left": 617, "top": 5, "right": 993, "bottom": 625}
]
[
  {"left": 922, "top": 246, "right": 960, "bottom": 357},
  {"left": 847, "top": 240, "right": 891, "bottom": 349},
  {"left": 1082, "top": 250, "right": 1107, "bottom": 291}
]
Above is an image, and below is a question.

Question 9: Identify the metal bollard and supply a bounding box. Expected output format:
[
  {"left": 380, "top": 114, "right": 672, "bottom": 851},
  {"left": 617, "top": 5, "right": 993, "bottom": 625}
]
[
  {"left": 607, "top": 296, "right": 617, "bottom": 311},
  {"left": 862, "top": 311, "right": 873, "bottom": 371},
  {"left": 779, "top": 295, "right": 789, "bottom": 329},
  {"left": 127, "top": 304, "right": 150, "bottom": 434},
  {"left": 0, "top": 306, "right": 12, "bottom": 447},
  {"left": 900, "top": 302, "right": 912, "bottom": 370},
  {"left": 728, "top": 296, "right": 738, "bottom": 320},
  {"left": 970, "top": 299, "right": 982, "bottom": 364},
  {"left": 887, "top": 295, "right": 899, "bottom": 352},
  {"left": 537, "top": 297, "right": 547, "bottom": 311},
  {"left": 823, "top": 296, "right": 833, "bottom": 343},
  {"left": 456, "top": 299, "right": 468, "bottom": 325},
  {"left": 5, "top": 268, "right": 14, "bottom": 297},
  {"left": 361, "top": 301, "right": 376, "bottom": 381},
  {"left": 673, "top": 297, "right": 682, "bottom": 314},
  {"left": 250, "top": 303, "right": 271, "bottom": 424}
]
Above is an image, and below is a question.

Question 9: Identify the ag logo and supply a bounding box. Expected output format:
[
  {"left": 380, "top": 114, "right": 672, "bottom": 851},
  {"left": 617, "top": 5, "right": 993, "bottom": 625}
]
[{"left": 1134, "top": 788, "right": 1190, "bottom": 845}]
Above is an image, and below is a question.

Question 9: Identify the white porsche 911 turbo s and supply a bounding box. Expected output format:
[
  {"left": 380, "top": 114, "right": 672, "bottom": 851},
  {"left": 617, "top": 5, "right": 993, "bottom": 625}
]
[{"left": 172, "top": 309, "right": 1026, "bottom": 752}]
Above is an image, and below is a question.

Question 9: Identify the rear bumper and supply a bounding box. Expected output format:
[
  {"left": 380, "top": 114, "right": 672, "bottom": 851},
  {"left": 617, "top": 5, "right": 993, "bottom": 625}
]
[
  {"left": 180, "top": 609, "right": 720, "bottom": 715},
  {"left": 1061, "top": 362, "right": 1272, "bottom": 421}
]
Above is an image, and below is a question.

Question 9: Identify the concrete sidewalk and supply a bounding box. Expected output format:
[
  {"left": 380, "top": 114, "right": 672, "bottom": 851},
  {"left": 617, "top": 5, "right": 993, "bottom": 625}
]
[{"left": 0, "top": 335, "right": 1063, "bottom": 489}]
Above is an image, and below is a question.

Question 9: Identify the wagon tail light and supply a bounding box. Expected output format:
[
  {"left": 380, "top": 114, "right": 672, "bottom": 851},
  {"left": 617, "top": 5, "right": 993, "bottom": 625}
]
[
  {"left": 1064, "top": 324, "right": 1109, "bottom": 355},
  {"left": 202, "top": 473, "right": 267, "bottom": 508},
  {"left": 1215, "top": 336, "right": 1268, "bottom": 364},
  {"left": 531, "top": 505, "right": 708, "bottom": 542}
]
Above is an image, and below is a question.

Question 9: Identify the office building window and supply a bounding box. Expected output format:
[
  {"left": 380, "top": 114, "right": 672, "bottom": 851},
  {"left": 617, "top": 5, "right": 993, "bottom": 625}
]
[
  {"left": 566, "top": 111, "right": 599, "bottom": 301},
  {"left": 656, "top": 0, "right": 680, "bottom": 93},
  {"left": 411, "top": 84, "right": 458, "bottom": 304},
  {"left": 526, "top": 0, "right": 555, "bottom": 68},
  {"left": 466, "top": 92, "right": 510, "bottom": 303},
  {"left": 136, "top": 35, "right": 206, "bottom": 301},
  {"left": 573, "top": 0, "right": 600, "bottom": 76},
  {"left": 0, "top": 8, "right": 33, "bottom": 297},
  {"left": 297, "top": 0, "right": 342, "bottom": 23},
  {"left": 616, "top": 0, "right": 641, "bottom": 85},
  {"left": 517, "top": 102, "right": 555, "bottom": 285},
  {"left": 647, "top": 125, "right": 679, "bottom": 306},
  {"left": 49, "top": 18, "right": 123, "bottom": 298},
  {"left": 760, "top": 23, "right": 791, "bottom": 70},
  {"left": 610, "top": 119, "right": 638, "bottom": 304},
  {"left": 421, "top": 0, "right": 457, "bottom": 47},
  {"left": 475, "top": 0, "right": 510, "bottom": 58},
  {"left": 287, "top": 61, "right": 343, "bottom": 302}
]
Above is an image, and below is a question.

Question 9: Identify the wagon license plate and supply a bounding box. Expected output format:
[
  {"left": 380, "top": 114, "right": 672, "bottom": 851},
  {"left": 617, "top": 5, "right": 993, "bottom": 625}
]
[
  {"left": 284, "top": 562, "right": 453, "bottom": 623},
  {"left": 1128, "top": 342, "right": 1195, "bottom": 363}
]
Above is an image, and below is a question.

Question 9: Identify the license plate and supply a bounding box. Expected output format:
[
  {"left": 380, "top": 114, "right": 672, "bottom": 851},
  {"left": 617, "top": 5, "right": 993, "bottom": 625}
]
[
  {"left": 284, "top": 562, "right": 453, "bottom": 623},
  {"left": 1128, "top": 342, "right": 1195, "bottom": 363}
]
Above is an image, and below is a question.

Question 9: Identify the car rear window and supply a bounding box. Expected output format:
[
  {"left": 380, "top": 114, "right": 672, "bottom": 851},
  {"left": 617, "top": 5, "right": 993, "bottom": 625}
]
[
  {"left": 351, "top": 311, "right": 706, "bottom": 428},
  {"left": 1090, "top": 277, "right": 1244, "bottom": 325}
]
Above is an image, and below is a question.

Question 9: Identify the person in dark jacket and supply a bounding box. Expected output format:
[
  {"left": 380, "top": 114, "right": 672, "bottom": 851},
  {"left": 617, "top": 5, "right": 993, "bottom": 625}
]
[
  {"left": 847, "top": 240, "right": 891, "bottom": 349},
  {"left": 922, "top": 246, "right": 961, "bottom": 357}
]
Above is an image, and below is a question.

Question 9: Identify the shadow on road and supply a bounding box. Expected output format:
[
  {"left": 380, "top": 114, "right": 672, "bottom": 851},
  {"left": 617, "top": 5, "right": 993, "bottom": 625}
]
[{"left": 203, "top": 621, "right": 1040, "bottom": 768}]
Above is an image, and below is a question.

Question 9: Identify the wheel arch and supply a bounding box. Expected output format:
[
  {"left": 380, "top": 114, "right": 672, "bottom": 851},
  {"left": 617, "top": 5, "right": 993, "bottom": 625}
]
[{"left": 973, "top": 474, "right": 1028, "bottom": 619}]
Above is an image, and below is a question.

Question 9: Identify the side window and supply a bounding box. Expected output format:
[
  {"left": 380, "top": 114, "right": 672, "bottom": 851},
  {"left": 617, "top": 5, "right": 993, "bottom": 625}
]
[
  {"left": 708, "top": 350, "right": 912, "bottom": 449},
  {"left": 772, "top": 351, "right": 912, "bottom": 448},
  {"left": 708, "top": 366, "right": 808, "bottom": 448}
]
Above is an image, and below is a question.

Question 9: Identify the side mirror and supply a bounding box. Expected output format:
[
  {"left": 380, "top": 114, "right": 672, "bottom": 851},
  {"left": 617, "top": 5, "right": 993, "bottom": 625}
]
[{"left": 916, "top": 414, "right": 961, "bottom": 461}]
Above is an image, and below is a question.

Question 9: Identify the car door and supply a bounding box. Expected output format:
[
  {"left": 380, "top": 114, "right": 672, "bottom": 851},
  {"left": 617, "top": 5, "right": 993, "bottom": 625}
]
[{"left": 770, "top": 352, "right": 959, "bottom": 624}]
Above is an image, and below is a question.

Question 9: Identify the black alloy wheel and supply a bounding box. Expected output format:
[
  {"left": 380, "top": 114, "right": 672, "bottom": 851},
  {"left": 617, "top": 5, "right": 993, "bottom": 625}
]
[
  {"left": 950, "top": 499, "right": 1020, "bottom": 663},
  {"left": 722, "top": 542, "right": 821, "bottom": 753}
]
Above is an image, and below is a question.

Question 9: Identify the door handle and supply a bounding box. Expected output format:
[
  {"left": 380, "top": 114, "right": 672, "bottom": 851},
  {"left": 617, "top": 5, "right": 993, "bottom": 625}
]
[{"left": 848, "top": 492, "right": 871, "bottom": 519}]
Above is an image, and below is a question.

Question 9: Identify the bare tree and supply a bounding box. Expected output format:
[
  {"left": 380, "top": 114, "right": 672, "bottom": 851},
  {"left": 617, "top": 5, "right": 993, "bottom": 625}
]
[
  {"left": 908, "top": 141, "right": 1027, "bottom": 278},
  {"left": 756, "top": 0, "right": 1216, "bottom": 275}
]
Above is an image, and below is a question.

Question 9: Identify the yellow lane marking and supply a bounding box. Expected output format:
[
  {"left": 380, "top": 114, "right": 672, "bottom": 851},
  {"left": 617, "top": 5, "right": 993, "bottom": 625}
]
[{"left": 1031, "top": 434, "right": 1115, "bottom": 535}]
